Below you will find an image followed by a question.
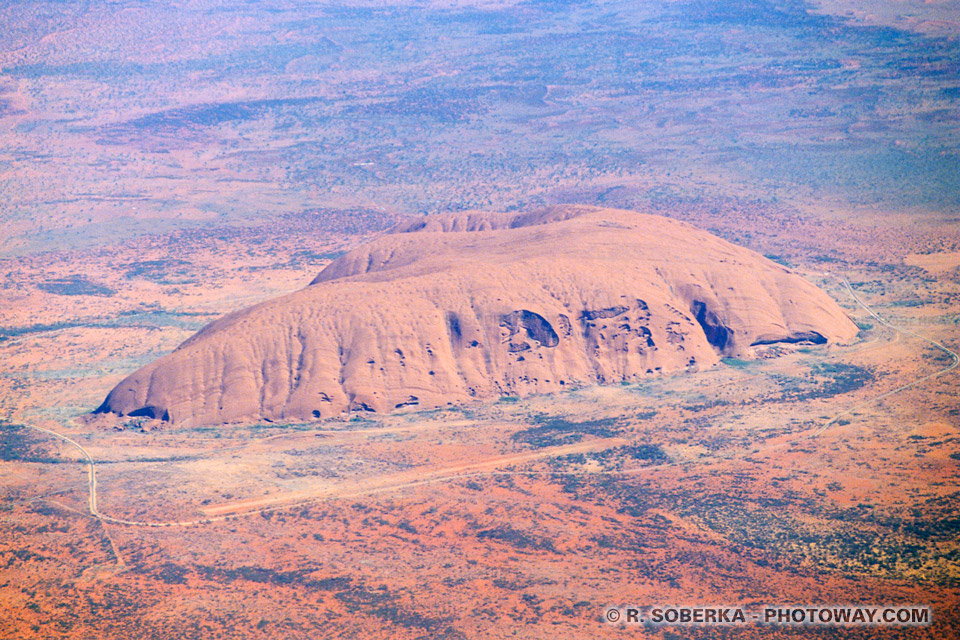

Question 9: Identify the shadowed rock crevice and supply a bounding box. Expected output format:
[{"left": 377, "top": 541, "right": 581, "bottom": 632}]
[
  {"left": 581, "top": 306, "right": 629, "bottom": 322},
  {"left": 127, "top": 406, "right": 170, "bottom": 421},
  {"left": 500, "top": 310, "right": 559, "bottom": 348},
  {"left": 446, "top": 311, "right": 462, "bottom": 343},
  {"left": 751, "top": 331, "right": 827, "bottom": 346},
  {"left": 691, "top": 300, "right": 733, "bottom": 352},
  {"left": 394, "top": 396, "right": 419, "bottom": 409}
]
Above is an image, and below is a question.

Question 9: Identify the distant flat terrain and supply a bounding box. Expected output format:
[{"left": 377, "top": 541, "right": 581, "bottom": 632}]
[{"left": 1, "top": 1, "right": 958, "bottom": 639}]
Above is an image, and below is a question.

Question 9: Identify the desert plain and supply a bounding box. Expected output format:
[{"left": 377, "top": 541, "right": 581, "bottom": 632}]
[{"left": 1, "top": 0, "right": 959, "bottom": 638}]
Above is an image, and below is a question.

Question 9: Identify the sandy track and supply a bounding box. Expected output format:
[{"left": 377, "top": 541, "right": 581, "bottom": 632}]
[{"left": 200, "top": 438, "right": 628, "bottom": 517}]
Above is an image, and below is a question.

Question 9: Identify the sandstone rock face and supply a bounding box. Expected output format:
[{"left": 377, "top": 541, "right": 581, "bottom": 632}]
[{"left": 96, "top": 206, "right": 858, "bottom": 426}]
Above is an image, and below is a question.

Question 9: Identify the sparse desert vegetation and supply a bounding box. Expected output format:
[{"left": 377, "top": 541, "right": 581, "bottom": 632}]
[{"left": 2, "top": 0, "right": 959, "bottom": 638}]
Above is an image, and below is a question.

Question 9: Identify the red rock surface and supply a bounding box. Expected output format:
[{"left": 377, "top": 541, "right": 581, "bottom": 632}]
[{"left": 97, "top": 206, "right": 858, "bottom": 426}]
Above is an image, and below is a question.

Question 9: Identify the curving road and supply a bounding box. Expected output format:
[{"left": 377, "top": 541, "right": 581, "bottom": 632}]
[{"left": 18, "top": 423, "right": 100, "bottom": 517}]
